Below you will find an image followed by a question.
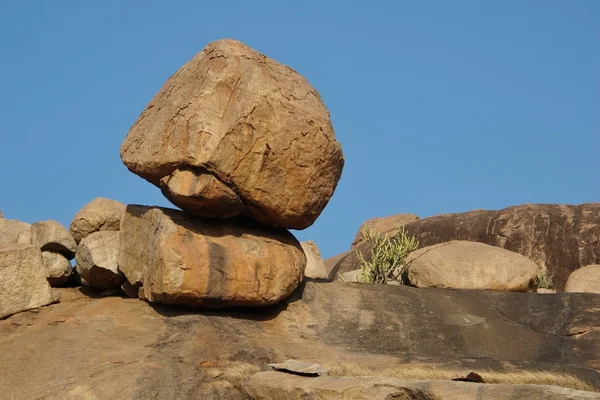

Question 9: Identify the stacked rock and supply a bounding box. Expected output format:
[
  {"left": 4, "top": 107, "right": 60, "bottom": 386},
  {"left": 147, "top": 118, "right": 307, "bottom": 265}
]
[{"left": 118, "top": 39, "right": 344, "bottom": 308}]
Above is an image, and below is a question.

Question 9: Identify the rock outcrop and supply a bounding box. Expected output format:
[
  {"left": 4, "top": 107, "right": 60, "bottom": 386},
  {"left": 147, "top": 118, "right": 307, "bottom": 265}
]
[
  {"left": 120, "top": 39, "right": 344, "bottom": 230},
  {"left": 300, "top": 240, "right": 328, "bottom": 279},
  {"left": 406, "top": 241, "right": 541, "bottom": 291},
  {"left": 31, "top": 220, "right": 77, "bottom": 259},
  {"left": 118, "top": 205, "right": 306, "bottom": 308},
  {"left": 0, "top": 217, "right": 31, "bottom": 247},
  {"left": 0, "top": 245, "right": 55, "bottom": 318},
  {"left": 42, "top": 251, "right": 72, "bottom": 286},
  {"left": 76, "top": 231, "right": 124, "bottom": 290},
  {"left": 1, "top": 282, "right": 598, "bottom": 398},
  {"left": 352, "top": 213, "right": 420, "bottom": 248},
  {"left": 70, "top": 197, "right": 125, "bottom": 243},
  {"left": 565, "top": 265, "right": 600, "bottom": 294}
]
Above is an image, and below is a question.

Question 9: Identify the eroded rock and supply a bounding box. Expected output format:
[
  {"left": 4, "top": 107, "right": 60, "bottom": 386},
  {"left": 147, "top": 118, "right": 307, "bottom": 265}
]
[
  {"left": 565, "top": 265, "right": 600, "bottom": 294},
  {"left": 31, "top": 220, "right": 77, "bottom": 259},
  {"left": 301, "top": 240, "right": 328, "bottom": 279},
  {"left": 70, "top": 197, "right": 125, "bottom": 244},
  {"left": 42, "top": 251, "right": 72, "bottom": 287},
  {"left": 76, "top": 231, "right": 124, "bottom": 290}
]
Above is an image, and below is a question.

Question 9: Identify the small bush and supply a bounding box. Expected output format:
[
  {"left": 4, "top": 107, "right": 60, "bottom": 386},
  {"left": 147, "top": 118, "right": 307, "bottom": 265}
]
[
  {"left": 535, "top": 270, "right": 554, "bottom": 289},
  {"left": 356, "top": 227, "right": 418, "bottom": 284}
]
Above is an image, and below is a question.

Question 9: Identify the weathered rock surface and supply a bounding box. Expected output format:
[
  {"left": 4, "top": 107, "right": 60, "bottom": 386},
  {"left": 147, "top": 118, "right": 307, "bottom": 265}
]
[
  {"left": 31, "top": 220, "right": 77, "bottom": 259},
  {"left": 244, "top": 372, "right": 600, "bottom": 400},
  {"left": 301, "top": 240, "right": 328, "bottom": 279},
  {"left": 406, "top": 240, "right": 541, "bottom": 291},
  {"left": 118, "top": 205, "right": 306, "bottom": 308},
  {"left": 351, "top": 213, "right": 420, "bottom": 248},
  {"left": 120, "top": 39, "right": 344, "bottom": 230},
  {"left": 0, "top": 245, "right": 55, "bottom": 318},
  {"left": 42, "top": 251, "right": 72, "bottom": 286},
  {"left": 0, "top": 282, "right": 598, "bottom": 398},
  {"left": 76, "top": 231, "right": 124, "bottom": 290},
  {"left": 0, "top": 217, "right": 31, "bottom": 246},
  {"left": 565, "top": 265, "right": 600, "bottom": 294},
  {"left": 335, "top": 204, "right": 600, "bottom": 291},
  {"left": 70, "top": 197, "right": 126, "bottom": 243}
]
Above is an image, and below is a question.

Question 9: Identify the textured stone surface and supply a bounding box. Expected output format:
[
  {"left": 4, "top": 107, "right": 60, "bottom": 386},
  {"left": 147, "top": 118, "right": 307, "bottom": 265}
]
[
  {"left": 120, "top": 39, "right": 344, "bottom": 230},
  {"left": 118, "top": 205, "right": 306, "bottom": 308},
  {"left": 42, "top": 251, "right": 72, "bottom": 287},
  {"left": 70, "top": 197, "right": 125, "bottom": 243},
  {"left": 0, "top": 218, "right": 31, "bottom": 247},
  {"left": 0, "top": 282, "right": 599, "bottom": 398},
  {"left": 333, "top": 204, "right": 600, "bottom": 291},
  {"left": 351, "top": 213, "right": 420, "bottom": 248},
  {"left": 406, "top": 241, "right": 541, "bottom": 291},
  {"left": 76, "top": 231, "right": 124, "bottom": 290},
  {"left": 243, "top": 372, "right": 600, "bottom": 400},
  {"left": 31, "top": 220, "right": 77, "bottom": 259},
  {"left": 0, "top": 245, "right": 55, "bottom": 318},
  {"left": 565, "top": 265, "right": 600, "bottom": 294},
  {"left": 301, "top": 240, "right": 328, "bottom": 279}
]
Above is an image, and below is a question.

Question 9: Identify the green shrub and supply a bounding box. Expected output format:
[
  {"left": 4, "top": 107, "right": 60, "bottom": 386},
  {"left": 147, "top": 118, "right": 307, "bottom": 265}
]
[
  {"left": 356, "top": 227, "right": 419, "bottom": 284},
  {"left": 535, "top": 270, "right": 554, "bottom": 289}
]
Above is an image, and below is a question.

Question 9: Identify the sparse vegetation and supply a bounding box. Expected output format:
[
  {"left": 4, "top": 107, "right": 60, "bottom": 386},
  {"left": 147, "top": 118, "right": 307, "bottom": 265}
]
[
  {"left": 356, "top": 227, "right": 418, "bottom": 284},
  {"left": 535, "top": 270, "right": 554, "bottom": 289},
  {"left": 326, "top": 362, "right": 596, "bottom": 392}
]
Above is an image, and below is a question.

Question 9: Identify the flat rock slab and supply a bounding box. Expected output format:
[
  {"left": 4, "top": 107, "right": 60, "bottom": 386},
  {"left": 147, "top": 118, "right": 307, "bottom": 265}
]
[
  {"left": 0, "top": 282, "right": 598, "bottom": 399},
  {"left": 268, "top": 359, "right": 329, "bottom": 376}
]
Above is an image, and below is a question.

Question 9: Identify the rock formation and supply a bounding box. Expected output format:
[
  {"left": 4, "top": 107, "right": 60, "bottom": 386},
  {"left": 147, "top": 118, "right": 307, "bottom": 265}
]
[
  {"left": 76, "top": 231, "right": 124, "bottom": 290},
  {"left": 351, "top": 213, "right": 420, "bottom": 248},
  {"left": 70, "top": 197, "right": 125, "bottom": 244},
  {"left": 120, "top": 39, "right": 344, "bottom": 230},
  {"left": 300, "top": 240, "right": 328, "bottom": 279},
  {"left": 565, "top": 265, "right": 600, "bottom": 294},
  {"left": 41, "top": 251, "right": 72, "bottom": 286},
  {"left": 118, "top": 205, "right": 305, "bottom": 308},
  {"left": 31, "top": 220, "right": 77, "bottom": 260}
]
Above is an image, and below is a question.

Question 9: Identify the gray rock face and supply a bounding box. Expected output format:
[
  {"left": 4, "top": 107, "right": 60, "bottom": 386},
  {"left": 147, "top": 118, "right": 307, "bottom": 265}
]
[
  {"left": 76, "top": 231, "right": 124, "bottom": 290},
  {"left": 120, "top": 39, "right": 344, "bottom": 230},
  {"left": 406, "top": 241, "right": 541, "bottom": 291},
  {"left": 0, "top": 218, "right": 31, "bottom": 247},
  {"left": 31, "top": 220, "right": 77, "bottom": 259},
  {"left": 0, "top": 245, "right": 55, "bottom": 318},
  {"left": 243, "top": 372, "right": 600, "bottom": 400},
  {"left": 70, "top": 197, "right": 125, "bottom": 244},
  {"left": 565, "top": 265, "right": 600, "bottom": 294},
  {"left": 118, "top": 205, "right": 306, "bottom": 308},
  {"left": 42, "top": 251, "right": 72, "bottom": 287},
  {"left": 300, "top": 240, "right": 329, "bottom": 279}
]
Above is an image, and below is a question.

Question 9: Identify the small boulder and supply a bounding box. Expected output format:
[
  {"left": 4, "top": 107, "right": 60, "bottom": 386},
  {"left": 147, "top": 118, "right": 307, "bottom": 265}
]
[
  {"left": 31, "top": 220, "right": 77, "bottom": 259},
  {"left": 42, "top": 251, "right": 72, "bottom": 287},
  {"left": 0, "top": 245, "right": 55, "bottom": 318},
  {"left": 407, "top": 241, "right": 541, "bottom": 291},
  {"left": 339, "top": 269, "right": 361, "bottom": 283},
  {"left": 118, "top": 205, "right": 306, "bottom": 308},
  {"left": 0, "top": 218, "right": 31, "bottom": 247},
  {"left": 300, "top": 240, "right": 328, "bottom": 279},
  {"left": 120, "top": 39, "right": 344, "bottom": 230},
  {"left": 351, "top": 213, "right": 420, "bottom": 248},
  {"left": 76, "top": 231, "right": 124, "bottom": 290},
  {"left": 565, "top": 265, "right": 600, "bottom": 294},
  {"left": 70, "top": 197, "right": 125, "bottom": 244}
]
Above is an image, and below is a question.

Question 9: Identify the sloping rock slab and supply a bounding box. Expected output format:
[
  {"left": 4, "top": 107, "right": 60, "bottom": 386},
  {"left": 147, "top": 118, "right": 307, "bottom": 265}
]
[
  {"left": 243, "top": 372, "right": 600, "bottom": 400},
  {"left": 0, "top": 282, "right": 598, "bottom": 399}
]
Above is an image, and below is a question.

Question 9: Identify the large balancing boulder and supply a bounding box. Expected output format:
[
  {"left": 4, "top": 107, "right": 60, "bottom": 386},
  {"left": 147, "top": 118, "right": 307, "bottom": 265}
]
[
  {"left": 118, "top": 205, "right": 306, "bottom": 308},
  {"left": 120, "top": 39, "right": 344, "bottom": 230}
]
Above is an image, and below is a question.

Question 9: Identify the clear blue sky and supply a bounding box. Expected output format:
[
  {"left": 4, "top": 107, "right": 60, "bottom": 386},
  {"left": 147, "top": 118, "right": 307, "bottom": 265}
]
[{"left": 1, "top": 1, "right": 598, "bottom": 259}]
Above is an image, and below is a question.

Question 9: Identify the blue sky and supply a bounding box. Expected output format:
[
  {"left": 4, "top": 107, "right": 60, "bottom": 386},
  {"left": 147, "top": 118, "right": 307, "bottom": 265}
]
[{"left": 1, "top": 1, "right": 598, "bottom": 259}]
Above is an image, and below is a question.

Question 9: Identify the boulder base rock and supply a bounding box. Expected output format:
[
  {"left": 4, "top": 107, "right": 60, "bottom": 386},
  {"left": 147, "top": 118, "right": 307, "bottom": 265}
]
[
  {"left": 0, "top": 245, "right": 55, "bottom": 318},
  {"left": 407, "top": 241, "right": 541, "bottom": 291},
  {"left": 31, "top": 220, "right": 77, "bottom": 259},
  {"left": 70, "top": 197, "right": 125, "bottom": 243},
  {"left": 300, "top": 240, "right": 328, "bottom": 279},
  {"left": 352, "top": 213, "right": 420, "bottom": 248},
  {"left": 565, "top": 265, "right": 600, "bottom": 294},
  {"left": 118, "top": 205, "right": 306, "bottom": 308},
  {"left": 120, "top": 39, "right": 344, "bottom": 230},
  {"left": 42, "top": 251, "right": 72, "bottom": 286},
  {"left": 76, "top": 231, "right": 124, "bottom": 290}
]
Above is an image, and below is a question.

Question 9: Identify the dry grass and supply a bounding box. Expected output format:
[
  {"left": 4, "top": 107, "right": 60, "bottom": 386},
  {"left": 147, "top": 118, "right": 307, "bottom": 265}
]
[{"left": 326, "top": 362, "right": 597, "bottom": 392}]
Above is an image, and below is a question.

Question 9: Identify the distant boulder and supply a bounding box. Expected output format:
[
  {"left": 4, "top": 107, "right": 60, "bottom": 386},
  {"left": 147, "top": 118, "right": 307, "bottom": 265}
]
[
  {"left": 42, "top": 251, "right": 72, "bottom": 287},
  {"left": 565, "top": 265, "right": 600, "bottom": 294},
  {"left": 0, "top": 218, "right": 31, "bottom": 247},
  {"left": 120, "top": 39, "right": 344, "bottom": 230},
  {"left": 70, "top": 197, "right": 125, "bottom": 244},
  {"left": 351, "top": 213, "right": 419, "bottom": 248},
  {"left": 300, "top": 240, "right": 328, "bottom": 279},
  {"left": 31, "top": 220, "right": 77, "bottom": 260},
  {"left": 76, "top": 231, "right": 124, "bottom": 290}
]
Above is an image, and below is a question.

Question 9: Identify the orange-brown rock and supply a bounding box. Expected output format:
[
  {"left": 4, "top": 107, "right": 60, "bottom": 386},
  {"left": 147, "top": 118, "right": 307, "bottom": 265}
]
[
  {"left": 118, "top": 205, "right": 306, "bottom": 308},
  {"left": 351, "top": 213, "right": 420, "bottom": 248},
  {"left": 120, "top": 39, "right": 344, "bottom": 230}
]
